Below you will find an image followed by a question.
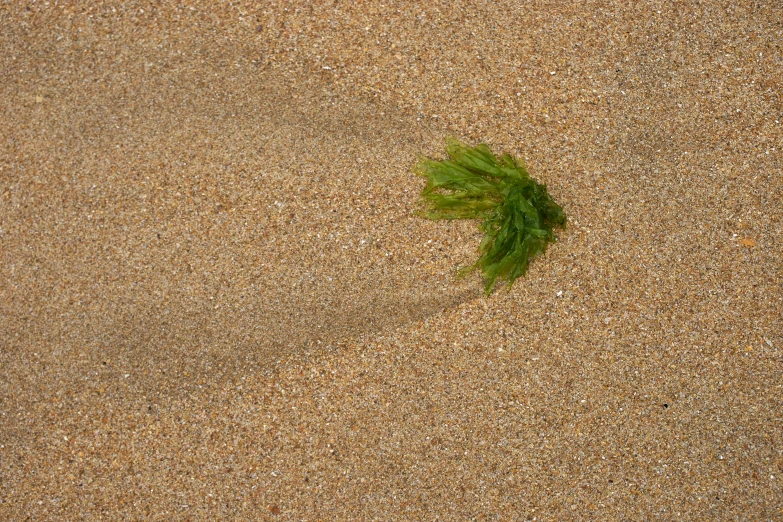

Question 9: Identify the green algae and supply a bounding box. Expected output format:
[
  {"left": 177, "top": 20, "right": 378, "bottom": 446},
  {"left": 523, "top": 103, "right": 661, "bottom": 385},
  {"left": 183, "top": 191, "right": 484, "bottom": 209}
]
[{"left": 414, "top": 137, "right": 566, "bottom": 295}]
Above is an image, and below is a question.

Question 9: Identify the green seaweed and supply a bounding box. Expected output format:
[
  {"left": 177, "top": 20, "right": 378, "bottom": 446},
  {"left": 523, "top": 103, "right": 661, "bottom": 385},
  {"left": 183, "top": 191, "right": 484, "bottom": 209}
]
[{"left": 414, "top": 137, "right": 566, "bottom": 295}]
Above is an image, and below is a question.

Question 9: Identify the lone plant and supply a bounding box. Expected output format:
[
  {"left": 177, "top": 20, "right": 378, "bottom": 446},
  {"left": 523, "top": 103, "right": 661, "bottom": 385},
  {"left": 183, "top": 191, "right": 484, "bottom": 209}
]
[{"left": 414, "top": 137, "right": 566, "bottom": 295}]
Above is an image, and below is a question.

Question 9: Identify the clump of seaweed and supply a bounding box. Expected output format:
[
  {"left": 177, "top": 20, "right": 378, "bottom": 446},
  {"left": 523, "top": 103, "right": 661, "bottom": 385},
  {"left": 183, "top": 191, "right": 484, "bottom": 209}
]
[{"left": 414, "top": 137, "right": 566, "bottom": 295}]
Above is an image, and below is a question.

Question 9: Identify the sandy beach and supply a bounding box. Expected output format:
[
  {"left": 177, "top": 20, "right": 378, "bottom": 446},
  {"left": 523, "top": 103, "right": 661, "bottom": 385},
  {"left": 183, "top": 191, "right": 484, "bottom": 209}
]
[{"left": 1, "top": 1, "right": 781, "bottom": 519}]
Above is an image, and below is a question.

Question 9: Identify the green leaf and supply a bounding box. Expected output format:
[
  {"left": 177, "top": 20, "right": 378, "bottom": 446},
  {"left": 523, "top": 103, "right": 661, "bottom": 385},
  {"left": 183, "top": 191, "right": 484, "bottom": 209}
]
[{"left": 414, "top": 137, "right": 566, "bottom": 295}]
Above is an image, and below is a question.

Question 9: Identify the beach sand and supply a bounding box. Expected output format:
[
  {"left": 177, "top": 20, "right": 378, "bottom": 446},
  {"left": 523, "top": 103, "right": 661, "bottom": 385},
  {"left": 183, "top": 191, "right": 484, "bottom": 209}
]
[{"left": 1, "top": 1, "right": 781, "bottom": 519}]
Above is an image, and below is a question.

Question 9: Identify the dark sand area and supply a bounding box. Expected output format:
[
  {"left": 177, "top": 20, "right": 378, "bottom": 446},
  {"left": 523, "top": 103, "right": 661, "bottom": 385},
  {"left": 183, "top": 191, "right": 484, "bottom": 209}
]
[{"left": 1, "top": 1, "right": 782, "bottom": 519}]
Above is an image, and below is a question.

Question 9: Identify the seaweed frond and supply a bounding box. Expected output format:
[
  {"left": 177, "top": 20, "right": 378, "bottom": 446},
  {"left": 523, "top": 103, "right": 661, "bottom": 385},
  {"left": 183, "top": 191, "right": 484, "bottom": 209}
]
[{"left": 414, "top": 137, "right": 566, "bottom": 295}]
